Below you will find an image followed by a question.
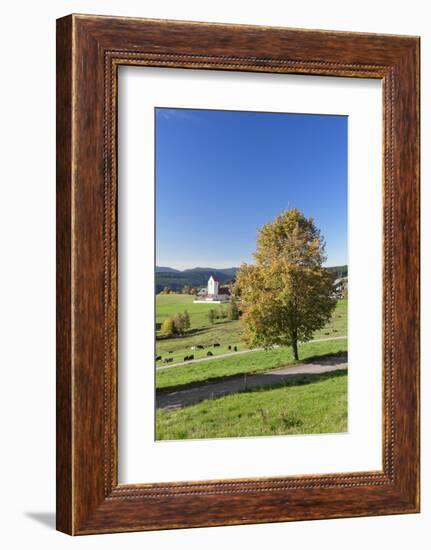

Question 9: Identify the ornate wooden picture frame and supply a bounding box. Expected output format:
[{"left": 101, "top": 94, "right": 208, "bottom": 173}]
[{"left": 56, "top": 14, "right": 420, "bottom": 534}]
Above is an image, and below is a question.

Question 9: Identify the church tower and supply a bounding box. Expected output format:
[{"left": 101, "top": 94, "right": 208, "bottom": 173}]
[{"left": 208, "top": 275, "right": 219, "bottom": 297}]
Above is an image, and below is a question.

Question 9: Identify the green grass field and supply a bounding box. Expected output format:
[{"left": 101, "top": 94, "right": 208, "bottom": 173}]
[
  {"left": 156, "top": 338, "right": 347, "bottom": 390},
  {"left": 156, "top": 293, "right": 229, "bottom": 329},
  {"left": 156, "top": 294, "right": 347, "bottom": 365},
  {"left": 155, "top": 293, "right": 348, "bottom": 440},
  {"left": 156, "top": 370, "right": 348, "bottom": 440}
]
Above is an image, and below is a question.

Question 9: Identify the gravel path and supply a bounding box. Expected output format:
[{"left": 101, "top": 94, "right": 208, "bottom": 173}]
[
  {"left": 156, "top": 353, "right": 347, "bottom": 411},
  {"left": 156, "top": 335, "right": 347, "bottom": 370}
]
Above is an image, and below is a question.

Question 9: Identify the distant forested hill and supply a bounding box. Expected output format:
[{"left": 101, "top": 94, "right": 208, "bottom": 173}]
[
  {"left": 326, "top": 265, "right": 348, "bottom": 279},
  {"left": 155, "top": 266, "right": 180, "bottom": 273},
  {"left": 155, "top": 265, "right": 347, "bottom": 293},
  {"left": 155, "top": 267, "right": 239, "bottom": 293}
]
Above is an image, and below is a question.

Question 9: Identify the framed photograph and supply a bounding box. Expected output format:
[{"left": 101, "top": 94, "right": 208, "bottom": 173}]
[{"left": 56, "top": 14, "right": 420, "bottom": 534}]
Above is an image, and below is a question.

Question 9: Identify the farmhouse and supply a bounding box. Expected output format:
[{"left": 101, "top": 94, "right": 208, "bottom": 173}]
[
  {"left": 193, "top": 275, "right": 230, "bottom": 304},
  {"left": 333, "top": 276, "right": 348, "bottom": 298}
]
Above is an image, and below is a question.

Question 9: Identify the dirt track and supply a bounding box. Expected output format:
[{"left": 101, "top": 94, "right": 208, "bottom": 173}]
[{"left": 156, "top": 353, "right": 347, "bottom": 411}]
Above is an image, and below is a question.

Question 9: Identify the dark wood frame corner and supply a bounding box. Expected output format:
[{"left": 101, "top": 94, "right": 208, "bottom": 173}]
[{"left": 56, "top": 14, "right": 420, "bottom": 535}]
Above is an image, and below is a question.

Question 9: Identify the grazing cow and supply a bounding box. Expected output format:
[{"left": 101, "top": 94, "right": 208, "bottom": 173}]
[
  {"left": 234, "top": 346, "right": 237, "bottom": 352},
  {"left": 207, "top": 351, "right": 213, "bottom": 357},
  {"left": 213, "top": 343, "right": 220, "bottom": 348},
  {"left": 163, "top": 358, "right": 170, "bottom": 364},
  {"left": 184, "top": 356, "right": 189, "bottom": 362},
  {"left": 168, "top": 350, "right": 173, "bottom": 354},
  {"left": 228, "top": 345, "right": 231, "bottom": 350},
  {"left": 155, "top": 355, "right": 161, "bottom": 361},
  {"left": 189, "top": 355, "right": 194, "bottom": 360},
  {"left": 197, "top": 345, "right": 204, "bottom": 349}
]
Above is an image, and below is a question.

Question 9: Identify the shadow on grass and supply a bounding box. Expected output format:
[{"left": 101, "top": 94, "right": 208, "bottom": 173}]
[
  {"left": 156, "top": 327, "right": 210, "bottom": 342},
  {"left": 157, "top": 321, "right": 237, "bottom": 344},
  {"left": 157, "top": 368, "right": 347, "bottom": 411},
  {"left": 157, "top": 351, "right": 347, "bottom": 394},
  {"left": 301, "top": 350, "right": 347, "bottom": 365},
  {"left": 247, "top": 368, "right": 347, "bottom": 392}
]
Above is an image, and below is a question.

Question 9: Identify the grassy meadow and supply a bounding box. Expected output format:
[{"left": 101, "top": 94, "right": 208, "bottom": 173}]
[
  {"left": 156, "top": 338, "right": 347, "bottom": 390},
  {"left": 156, "top": 294, "right": 347, "bottom": 366},
  {"left": 155, "top": 293, "right": 348, "bottom": 440},
  {"left": 156, "top": 370, "right": 348, "bottom": 440}
]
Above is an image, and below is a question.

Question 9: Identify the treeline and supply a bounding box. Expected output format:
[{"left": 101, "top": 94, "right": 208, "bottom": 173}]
[
  {"left": 326, "top": 265, "right": 348, "bottom": 279},
  {"left": 159, "top": 285, "right": 199, "bottom": 295},
  {"left": 160, "top": 310, "right": 191, "bottom": 337},
  {"left": 158, "top": 298, "right": 240, "bottom": 339},
  {"left": 155, "top": 268, "right": 237, "bottom": 293},
  {"left": 208, "top": 298, "right": 240, "bottom": 324},
  {"left": 156, "top": 266, "right": 347, "bottom": 293}
]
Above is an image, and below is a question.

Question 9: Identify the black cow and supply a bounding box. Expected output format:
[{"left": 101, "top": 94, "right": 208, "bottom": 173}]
[
  {"left": 155, "top": 355, "right": 162, "bottom": 361},
  {"left": 168, "top": 350, "right": 173, "bottom": 354},
  {"left": 184, "top": 356, "right": 189, "bottom": 362},
  {"left": 228, "top": 345, "right": 231, "bottom": 350},
  {"left": 207, "top": 351, "right": 213, "bottom": 357},
  {"left": 189, "top": 354, "right": 194, "bottom": 360},
  {"left": 213, "top": 343, "right": 220, "bottom": 348},
  {"left": 197, "top": 345, "right": 204, "bottom": 349},
  {"left": 234, "top": 346, "right": 237, "bottom": 352}
]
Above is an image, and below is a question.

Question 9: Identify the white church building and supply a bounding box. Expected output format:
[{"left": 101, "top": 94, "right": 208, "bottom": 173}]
[{"left": 193, "top": 275, "right": 231, "bottom": 303}]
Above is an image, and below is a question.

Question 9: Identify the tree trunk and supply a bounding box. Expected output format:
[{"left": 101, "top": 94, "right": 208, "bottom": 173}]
[
  {"left": 289, "top": 321, "right": 299, "bottom": 361},
  {"left": 292, "top": 338, "right": 299, "bottom": 361}
]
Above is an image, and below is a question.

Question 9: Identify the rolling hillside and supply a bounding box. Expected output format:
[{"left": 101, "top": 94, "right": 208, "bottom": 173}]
[
  {"left": 155, "top": 267, "right": 238, "bottom": 293},
  {"left": 155, "top": 265, "right": 347, "bottom": 293}
]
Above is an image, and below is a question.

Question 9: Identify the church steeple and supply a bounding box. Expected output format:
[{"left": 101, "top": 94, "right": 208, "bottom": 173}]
[{"left": 208, "top": 275, "right": 219, "bottom": 297}]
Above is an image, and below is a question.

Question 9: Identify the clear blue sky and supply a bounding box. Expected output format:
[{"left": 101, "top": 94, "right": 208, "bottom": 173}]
[{"left": 155, "top": 108, "right": 347, "bottom": 270}]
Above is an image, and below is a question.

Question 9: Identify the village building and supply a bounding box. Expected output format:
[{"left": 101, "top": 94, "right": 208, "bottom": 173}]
[
  {"left": 193, "top": 275, "right": 231, "bottom": 303},
  {"left": 333, "top": 276, "right": 348, "bottom": 298}
]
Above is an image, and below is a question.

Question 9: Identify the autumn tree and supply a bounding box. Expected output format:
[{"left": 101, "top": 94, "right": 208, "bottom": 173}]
[
  {"left": 183, "top": 310, "right": 191, "bottom": 330},
  {"left": 218, "top": 306, "right": 227, "bottom": 319},
  {"left": 173, "top": 314, "right": 183, "bottom": 334},
  {"left": 172, "top": 310, "right": 191, "bottom": 335},
  {"left": 235, "top": 208, "right": 336, "bottom": 361},
  {"left": 227, "top": 296, "right": 240, "bottom": 320},
  {"left": 160, "top": 318, "right": 176, "bottom": 337}
]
